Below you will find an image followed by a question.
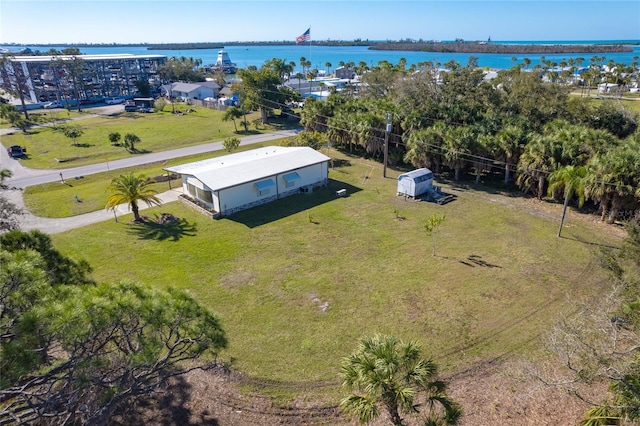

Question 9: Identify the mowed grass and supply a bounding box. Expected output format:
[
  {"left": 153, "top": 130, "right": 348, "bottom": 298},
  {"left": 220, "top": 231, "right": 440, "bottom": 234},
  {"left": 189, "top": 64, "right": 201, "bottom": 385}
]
[
  {"left": 23, "top": 141, "right": 274, "bottom": 217},
  {"left": 2, "top": 106, "right": 265, "bottom": 169},
  {"left": 0, "top": 109, "right": 86, "bottom": 129},
  {"left": 50, "top": 150, "right": 618, "bottom": 390}
]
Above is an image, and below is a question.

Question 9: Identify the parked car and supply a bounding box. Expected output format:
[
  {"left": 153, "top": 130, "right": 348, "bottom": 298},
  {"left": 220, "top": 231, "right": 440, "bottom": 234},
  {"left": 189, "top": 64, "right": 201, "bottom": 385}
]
[
  {"left": 105, "top": 97, "right": 125, "bottom": 105},
  {"left": 7, "top": 145, "right": 26, "bottom": 158},
  {"left": 43, "top": 101, "right": 63, "bottom": 109},
  {"left": 124, "top": 104, "right": 139, "bottom": 112}
]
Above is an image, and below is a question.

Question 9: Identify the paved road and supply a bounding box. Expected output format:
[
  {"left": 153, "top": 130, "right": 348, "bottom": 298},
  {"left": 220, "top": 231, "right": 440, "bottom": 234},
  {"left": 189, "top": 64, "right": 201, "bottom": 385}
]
[
  {"left": 2, "top": 129, "right": 300, "bottom": 188},
  {"left": 1, "top": 112, "right": 301, "bottom": 233}
]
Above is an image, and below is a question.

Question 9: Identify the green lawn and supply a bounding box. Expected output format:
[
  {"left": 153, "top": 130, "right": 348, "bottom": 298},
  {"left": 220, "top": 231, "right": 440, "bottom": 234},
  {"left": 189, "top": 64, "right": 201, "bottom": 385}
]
[
  {"left": 51, "top": 150, "right": 618, "bottom": 394},
  {"left": 0, "top": 108, "right": 86, "bottom": 129},
  {"left": 2, "top": 106, "right": 270, "bottom": 169},
  {"left": 23, "top": 141, "right": 275, "bottom": 217}
]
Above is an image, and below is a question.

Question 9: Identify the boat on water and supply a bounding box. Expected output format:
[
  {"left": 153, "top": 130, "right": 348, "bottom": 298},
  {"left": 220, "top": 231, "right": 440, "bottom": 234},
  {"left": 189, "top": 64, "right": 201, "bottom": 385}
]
[{"left": 204, "top": 50, "right": 237, "bottom": 74}]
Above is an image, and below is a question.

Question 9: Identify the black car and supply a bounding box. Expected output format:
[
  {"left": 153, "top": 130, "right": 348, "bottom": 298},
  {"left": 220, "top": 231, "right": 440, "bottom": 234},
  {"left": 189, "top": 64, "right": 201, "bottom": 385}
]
[
  {"left": 124, "top": 104, "right": 139, "bottom": 112},
  {"left": 7, "top": 145, "right": 26, "bottom": 158}
]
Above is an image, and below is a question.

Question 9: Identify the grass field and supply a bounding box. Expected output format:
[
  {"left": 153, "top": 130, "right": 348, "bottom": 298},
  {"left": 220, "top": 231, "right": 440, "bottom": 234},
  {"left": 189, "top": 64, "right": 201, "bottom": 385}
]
[
  {"left": 50, "top": 149, "right": 619, "bottom": 396},
  {"left": 23, "top": 141, "right": 274, "bottom": 217},
  {"left": 0, "top": 108, "right": 86, "bottom": 129},
  {"left": 1, "top": 106, "right": 266, "bottom": 169}
]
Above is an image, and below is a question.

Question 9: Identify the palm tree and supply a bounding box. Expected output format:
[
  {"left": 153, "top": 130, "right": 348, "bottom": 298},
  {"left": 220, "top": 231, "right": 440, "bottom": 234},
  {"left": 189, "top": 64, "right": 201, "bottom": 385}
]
[
  {"left": 340, "top": 334, "right": 461, "bottom": 426},
  {"left": 585, "top": 142, "right": 640, "bottom": 224},
  {"left": 443, "top": 125, "right": 475, "bottom": 181},
  {"left": 547, "top": 165, "right": 587, "bottom": 237},
  {"left": 495, "top": 124, "right": 525, "bottom": 184},
  {"left": 404, "top": 122, "right": 447, "bottom": 174},
  {"left": 123, "top": 133, "right": 141, "bottom": 152},
  {"left": 299, "top": 56, "right": 306, "bottom": 77},
  {"left": 517, "top": 133, "right": 560, "bottom": 199},
  {"left": 106, "top": 173, "right": 161, "bottom": 223}
]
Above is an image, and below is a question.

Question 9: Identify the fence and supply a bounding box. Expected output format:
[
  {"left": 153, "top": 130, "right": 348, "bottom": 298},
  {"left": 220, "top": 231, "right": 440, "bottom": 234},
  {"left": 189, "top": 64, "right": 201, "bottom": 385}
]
[{"left": 182, "top": 98, "right": 231, "bottom": 111}]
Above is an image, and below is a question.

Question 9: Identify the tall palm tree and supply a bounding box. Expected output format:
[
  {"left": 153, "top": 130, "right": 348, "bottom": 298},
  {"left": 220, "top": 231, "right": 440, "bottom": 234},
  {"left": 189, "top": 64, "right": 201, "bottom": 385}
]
[
  {"left": 340, "top": 334, "right": 461, "bottom": 426},
  {"left": 495, "top": 124, "right": 525, "bottom": 184},
  {"left": 443, "top": 125, "right": 475, "bottom": 181},
  {"left": 299, "top": 56, "right": 306, "bottom": 77},
  {"left": 106, "top": 173, "right": 161, "bottom": 222},
  {"left": 404, "top": 122, "right": 446, "bottom": 174},
  {"left": 517, "top": 133, "right": 560, "bottom": 199},
  {"left": 547, "top": 165, "right": 587, "bottom": 237},
  {"left": 585, "top": 142, "right": 640, "bottom": 224}
]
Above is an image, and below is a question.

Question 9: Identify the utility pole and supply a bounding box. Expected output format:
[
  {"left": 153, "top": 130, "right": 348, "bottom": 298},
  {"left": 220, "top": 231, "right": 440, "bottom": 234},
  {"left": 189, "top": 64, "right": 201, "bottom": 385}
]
[
  {"left": 383, "top": 112, "right": 391, "bottom": 178},
  {"left": 241, "top": 87, "right": 248, "bottom": 132}
]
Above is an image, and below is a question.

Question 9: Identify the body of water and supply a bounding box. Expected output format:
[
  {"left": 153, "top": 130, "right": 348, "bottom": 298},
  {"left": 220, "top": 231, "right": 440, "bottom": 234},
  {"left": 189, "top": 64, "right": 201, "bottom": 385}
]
[{"left": 3, "top": 41, "right": 640, "bottom": 72}]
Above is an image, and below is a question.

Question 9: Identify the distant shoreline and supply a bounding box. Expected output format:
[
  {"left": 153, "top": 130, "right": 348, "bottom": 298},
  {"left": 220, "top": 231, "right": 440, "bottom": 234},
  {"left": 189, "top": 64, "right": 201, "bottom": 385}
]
[
  {"left": 2, "top": 40, "right": 637, "bottom": 54},
  {"left": 369, "top": 41, "right": 635, "bottom": 54}
]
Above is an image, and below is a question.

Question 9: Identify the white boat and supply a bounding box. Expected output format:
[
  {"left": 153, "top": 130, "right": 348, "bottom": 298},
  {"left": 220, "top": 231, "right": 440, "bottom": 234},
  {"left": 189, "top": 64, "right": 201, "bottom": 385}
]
[{"left": 205, "top": 50, "right": 237, "bottom": 74}]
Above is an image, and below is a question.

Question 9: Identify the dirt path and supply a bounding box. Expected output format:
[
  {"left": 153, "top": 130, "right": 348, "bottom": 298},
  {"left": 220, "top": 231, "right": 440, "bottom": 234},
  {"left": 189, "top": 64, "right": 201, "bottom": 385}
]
[{"left": 116, "top": 359, "right": 602, "bottom": 425}]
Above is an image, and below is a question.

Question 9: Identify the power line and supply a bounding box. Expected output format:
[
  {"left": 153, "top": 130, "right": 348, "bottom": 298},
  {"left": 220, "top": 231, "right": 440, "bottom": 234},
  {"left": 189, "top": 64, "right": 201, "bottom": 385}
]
[{"left": 247, "top": 93, "right": 638, "bottom": 192}]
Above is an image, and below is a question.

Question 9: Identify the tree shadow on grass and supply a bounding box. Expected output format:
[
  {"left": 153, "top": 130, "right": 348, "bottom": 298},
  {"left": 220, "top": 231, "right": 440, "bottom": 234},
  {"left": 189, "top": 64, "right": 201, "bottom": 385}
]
[
  {"left": 457, "top": 254, "right": 502, "bottom": 268},
  {"left": 226, "top": 179, "right": 362, "bottom": 228},
  {"left": 127, "top": 213, "right": 197, "bottom": 241},
  {"left": 330, "top": 158, "right": 351, "bottom": 168},
  {"left": 114, "top": 373, "right": 219, "bottom": 426},
  {"left": 127, "top": 148, "right": 151, "bottom": 154}
]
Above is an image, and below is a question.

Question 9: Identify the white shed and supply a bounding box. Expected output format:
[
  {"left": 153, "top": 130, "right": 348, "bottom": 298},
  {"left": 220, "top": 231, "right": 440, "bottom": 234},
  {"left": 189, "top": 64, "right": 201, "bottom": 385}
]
[
  {"left": 397, "top": 168, "right": 434, "bottom": 198},
  {"left": 165, "top": 146, "right": 330, "bottom": 217}
]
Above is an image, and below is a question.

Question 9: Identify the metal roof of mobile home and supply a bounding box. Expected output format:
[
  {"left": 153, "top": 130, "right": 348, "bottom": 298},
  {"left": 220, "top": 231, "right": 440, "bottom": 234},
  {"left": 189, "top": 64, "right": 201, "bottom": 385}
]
[{"left": 165, "top": 146, "right": 330, "bottom": 191}]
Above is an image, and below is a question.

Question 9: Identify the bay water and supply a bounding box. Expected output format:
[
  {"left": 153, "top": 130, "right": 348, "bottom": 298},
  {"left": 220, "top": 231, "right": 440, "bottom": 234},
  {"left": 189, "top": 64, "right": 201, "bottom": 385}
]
[{"left": 2, "top": 41, "right": 639, "bottom": 72}]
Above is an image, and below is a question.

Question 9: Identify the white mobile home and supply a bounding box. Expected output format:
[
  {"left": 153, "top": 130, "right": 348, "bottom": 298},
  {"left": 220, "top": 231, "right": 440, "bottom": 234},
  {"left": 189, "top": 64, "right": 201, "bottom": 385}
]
[
  {"left": 397, "top": 168, "right": 434, "bottom": 198},
  {"left": 165, "top": 146, "right": 330, "bottom": 217}
]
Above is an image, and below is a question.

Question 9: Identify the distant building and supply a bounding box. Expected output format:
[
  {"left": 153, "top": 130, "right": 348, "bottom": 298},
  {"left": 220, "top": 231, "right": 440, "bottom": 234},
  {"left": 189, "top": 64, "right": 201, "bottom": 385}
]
[
  {"left": 0, "top": 53, "right": 166, "bottom": 104},
  {"left": 597, "top": 83, "right": 620, "bottom": 94},
  {"left": 161, "top": 81, "right": 221, "bottom": 100},
  {"left": 334, "top": 66, "right": 356, "bottom": 80}
]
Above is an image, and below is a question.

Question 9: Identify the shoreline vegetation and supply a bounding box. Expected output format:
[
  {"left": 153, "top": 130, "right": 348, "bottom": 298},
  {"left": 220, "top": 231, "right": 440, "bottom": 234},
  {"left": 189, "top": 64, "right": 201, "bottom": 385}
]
[
  {"left": 3, "top": 40, "right": 637, "bottom": 53},
  {"left": 369, "top": 41, "right": 635, "bottom": 54}
]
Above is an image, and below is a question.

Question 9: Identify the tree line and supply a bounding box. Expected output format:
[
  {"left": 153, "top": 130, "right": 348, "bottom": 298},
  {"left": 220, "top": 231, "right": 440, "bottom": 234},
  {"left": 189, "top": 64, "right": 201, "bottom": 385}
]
[
  {"left": 275, "top": 57, "right": 640, "bottom": 224},
  {"left": 370, "top": 41, "right": 634, "bottom": 54},
  {"left": 226, "top": 54, "right": 639, "bottom": 223}
]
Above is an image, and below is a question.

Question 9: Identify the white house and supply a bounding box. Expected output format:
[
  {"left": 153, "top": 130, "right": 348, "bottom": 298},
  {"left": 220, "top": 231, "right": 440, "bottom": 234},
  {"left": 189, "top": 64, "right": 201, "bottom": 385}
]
[
  {"left": 162, "top": 81, "right": 221, "bottom": 100},
  {"left": 165, "top": 146, "right": 331, "bottom": 217},
  {"left": 397, "top": 168, "right": 434, "bottom": 198},
  {"left": 597, "top": 83, "right": 620, "bottom": 94}
]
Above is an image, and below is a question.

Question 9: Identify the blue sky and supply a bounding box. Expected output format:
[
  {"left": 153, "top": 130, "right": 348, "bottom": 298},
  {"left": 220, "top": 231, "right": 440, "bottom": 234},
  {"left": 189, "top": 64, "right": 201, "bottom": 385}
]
[{"left": 1, "top": 0, "right": 638, "bottom": 45}]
